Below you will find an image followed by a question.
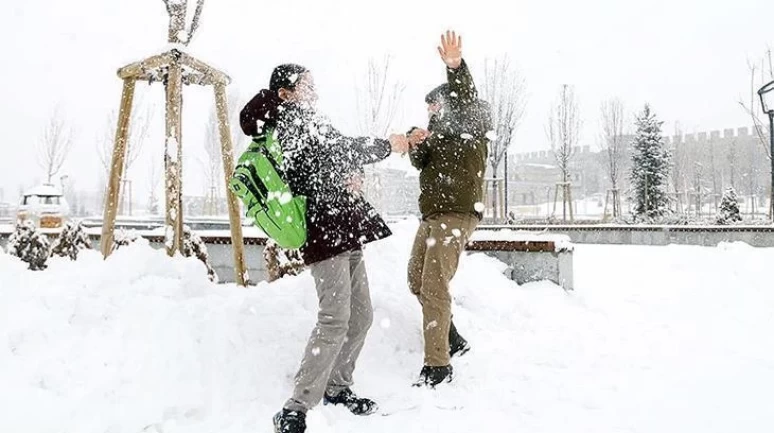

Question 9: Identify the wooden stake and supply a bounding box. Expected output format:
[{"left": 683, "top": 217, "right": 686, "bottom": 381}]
[
  {"left": 164, "top": 58, "right": 184, "bottom": 256},
  {"left": 101, "top": 79, "right": 136, "bottom": 259},
  {"left": 214, "top": 83, "right": 248, "bottom": 286}
]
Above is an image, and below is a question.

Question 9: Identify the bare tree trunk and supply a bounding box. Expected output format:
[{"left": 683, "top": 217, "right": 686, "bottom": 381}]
[
  {"left": 600, "top": 98, "right": 625, "bottom": 218},
  {"left": 482, "top": 56, "right": 526, "bottom": 222},
  {"left": 547, "top": 84, "right": 580, "bottom": 222}
]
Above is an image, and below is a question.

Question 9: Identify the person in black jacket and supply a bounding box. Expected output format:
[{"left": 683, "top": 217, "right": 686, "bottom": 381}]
[{"left": 240, "top": 64, "right": 409, "bottom": 433}]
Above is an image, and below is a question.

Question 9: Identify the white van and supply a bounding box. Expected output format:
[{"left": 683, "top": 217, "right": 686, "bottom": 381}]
[{"left": 17, "top": 184, "right": 70, "bottom": 229}]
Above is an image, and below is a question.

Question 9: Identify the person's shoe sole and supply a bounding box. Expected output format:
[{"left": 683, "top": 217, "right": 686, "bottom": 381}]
[
  {"left": 451, "top": 343, "right": 471, "bottom": 358},
  {"left": 272, "top": 412, "right": 281, "bottom": 433}
]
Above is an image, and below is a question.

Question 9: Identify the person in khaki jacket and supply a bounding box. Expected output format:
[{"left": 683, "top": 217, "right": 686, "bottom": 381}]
[{"left": 407, "top": 30, "right": 492, "bottom": 387}]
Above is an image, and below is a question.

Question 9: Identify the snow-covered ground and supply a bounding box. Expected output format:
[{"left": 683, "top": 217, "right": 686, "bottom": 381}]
[{"left": 2, "top": 221, "right": 773, "bottom": 433}]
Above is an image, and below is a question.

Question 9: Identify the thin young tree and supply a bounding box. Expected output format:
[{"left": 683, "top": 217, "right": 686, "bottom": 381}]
[
  {"left": 599, "top": 98, "right": 626, "bottom": 219},
  {"left": 200, "top": 88, "right": 242, "bottom": 215},
  {"left": 355, "top": 55, "right": 405, "bottom": 138},
  {"left": 98, "top": 103, "right": 153, "bottom": 215},
  {"left": 547, "top": 84, "right": 581, "bottom": 221},
  {"left": 37, "top": 109, "right": 74, "bottom": 184},
  {"left": 354, "top": 55, "right": 405, "bottom": 209},
  {"left": 671, "top": 122, "right": 689, "bottom": 213},
  {"left": 482, "top": 56, "right": 527, "bottom": 220},
  {"left": 147, "top": 160, "right": 162, "bottom": 215}
]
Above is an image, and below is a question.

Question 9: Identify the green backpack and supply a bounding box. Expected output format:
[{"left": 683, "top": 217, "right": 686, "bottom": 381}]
[{"left": 229, "top": 129, "right": 307, "bottom": 249}]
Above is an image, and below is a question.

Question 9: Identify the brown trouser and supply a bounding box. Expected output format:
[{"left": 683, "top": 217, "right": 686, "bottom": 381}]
[{"left": 407, "top": 212, "right": 478, "bottom": 367}]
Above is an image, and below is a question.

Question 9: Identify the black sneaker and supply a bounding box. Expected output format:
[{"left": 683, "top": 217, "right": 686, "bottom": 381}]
[
  {"left": 323, "top": 388, "right": 378, "bottom": 415},
  {"left": 449, "top": 321, "right": 471, "bottom": 358},
  {"left": 273, "top": 409, "right": 306, "bottom": 433},
  {"left": 413, "top": 365, "right": 454, "bottom": 388}
]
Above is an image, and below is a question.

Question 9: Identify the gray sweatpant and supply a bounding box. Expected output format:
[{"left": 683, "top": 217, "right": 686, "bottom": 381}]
[{"left": 284, "top": 249, "right": 374, "bottom": 413}]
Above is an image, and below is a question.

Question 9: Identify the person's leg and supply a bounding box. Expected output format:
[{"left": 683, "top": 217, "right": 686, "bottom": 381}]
[
  {"left": 407, "top": 219, "right": 431, "bottom": 300},
  {"left": 284, "top": 252, "right": 353, "bottom": 413},
  {"left": 420, "top": 213, "right": 478, "bottom": 367},
  {"left": 326, "top": 249, "right": 373, "bottom": 395}
]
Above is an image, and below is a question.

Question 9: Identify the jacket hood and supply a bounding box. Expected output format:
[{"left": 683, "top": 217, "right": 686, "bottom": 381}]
[{"left": 240, "top": 89, "right": 284, "bottom": 136}]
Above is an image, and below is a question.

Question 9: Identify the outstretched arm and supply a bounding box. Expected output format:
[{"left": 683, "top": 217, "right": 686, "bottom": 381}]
[{"left": 438, "top": 30, "right": 477, "bottom": 105}]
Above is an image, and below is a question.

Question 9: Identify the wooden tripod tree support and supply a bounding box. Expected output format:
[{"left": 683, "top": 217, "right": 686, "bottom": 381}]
[
  {"left": 551, "top": 182, "right": 574, "bottom": 223},
  {"left": 100, "top": 0, "right": 248, "bottom": 286}
]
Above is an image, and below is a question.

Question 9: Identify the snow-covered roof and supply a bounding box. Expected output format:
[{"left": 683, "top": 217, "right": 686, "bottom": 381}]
[{"left": 23, "top": 184, "right": 63, "bottom": 197}]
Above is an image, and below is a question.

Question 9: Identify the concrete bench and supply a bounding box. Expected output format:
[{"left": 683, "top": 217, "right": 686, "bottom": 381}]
[{"left": 467, "top": 230, "right": 574, "bottom": 291}]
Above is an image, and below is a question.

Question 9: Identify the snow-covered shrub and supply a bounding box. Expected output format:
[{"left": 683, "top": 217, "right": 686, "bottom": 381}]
[
  {"left": 181, "top": 226, "right": 218, "bottom": 283},
  {"left": 717, "top": 187, "right": 743, "bottom": 225},
  {"left": 6, "top": 220, "right": 50, "bottom": 271},
  {"left": 50, "top": 220, "right": 92, "bottom": 260},
  {"left": 112, "top": 229, "right": 140, "bottom": 252},
  {"left": 264, "top": 240, "right": 304, "bottom": 282}
]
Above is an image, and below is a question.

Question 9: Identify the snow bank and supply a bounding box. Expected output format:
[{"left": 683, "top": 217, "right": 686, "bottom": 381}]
[{"left": 2, "top": 221, "right": 774, "bottom": 433}]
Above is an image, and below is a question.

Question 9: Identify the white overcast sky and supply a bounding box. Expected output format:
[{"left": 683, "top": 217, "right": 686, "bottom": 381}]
[{"left": 0, "top": 0, "right": 772, "bottom": 200}]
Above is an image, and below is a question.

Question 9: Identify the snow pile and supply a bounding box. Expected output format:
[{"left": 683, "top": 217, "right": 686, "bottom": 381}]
[{"left": 2, "top": 221, "right": 774, "bottom": 433}]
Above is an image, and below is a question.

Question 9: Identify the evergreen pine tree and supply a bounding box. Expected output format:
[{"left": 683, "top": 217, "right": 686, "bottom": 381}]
[
  {"left": 717, "top": 187, "right": 742, "bottom": 225},
  {"left": 630, "top": 104, "right": 671, "bottom": 221}
]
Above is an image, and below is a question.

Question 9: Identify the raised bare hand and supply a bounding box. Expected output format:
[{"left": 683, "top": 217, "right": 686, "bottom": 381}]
[{"left": 438, "top": 30, "right": 463, "bottom": 69}]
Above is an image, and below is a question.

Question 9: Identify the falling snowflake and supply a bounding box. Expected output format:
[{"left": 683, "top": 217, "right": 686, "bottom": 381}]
[
  {"left": 461, "top": 133, "right": 473, "bottom": 140},
  {"left": 279, "top": 192, "right": 293, "bottom": 205},
  {"left": 474, "top": 202, "right": 485, "bottom": 213},
  {"left": 486, "top": 130, "right": 498, "bottom": 141},
  {"left": 312, "top": 347, "right": 321, "bottom": 356},
  {"left": 426, "top": 237, "right": 437, "bottom": 248},
  {"left": 452, "top": 229, "right": 462, "bottom": 238},
  {"left": 426, "top": 321, "right": 438, "bottom": 330},
  {"left": 380, "top": 318, "right": 391, "bottom": 329}
]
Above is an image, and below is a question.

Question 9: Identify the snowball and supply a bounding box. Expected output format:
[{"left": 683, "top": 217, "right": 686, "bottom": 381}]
[
  {"left": 426, "top": 320, "right": 438, "bottom": 330},
  {"left": 474, "top": 202, "right": 486, "bottom": 213},
  {"left": 279, "top": 192, "right": 293, "bottom": 205}
]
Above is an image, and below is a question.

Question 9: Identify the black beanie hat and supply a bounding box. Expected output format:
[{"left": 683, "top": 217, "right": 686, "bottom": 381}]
[
  {"left": 270, "top": 64, "right": 309, "bottom": 92},
  {"left": 425, "top": 83, "right": 450, "bottom": 104}
]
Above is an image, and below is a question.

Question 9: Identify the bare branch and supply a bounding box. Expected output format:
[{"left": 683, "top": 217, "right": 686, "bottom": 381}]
[
  {"left": 600, "top": 98, "right": 626, "bottom": 191},
  {"left": 37, "top": 109, "right": 74, "bottom": 184},
  {"left": 481, "top": 56, "right": 527, "bottom": 177},
  {"left": 355, "top": 55, "right": 405, "bottom": 137},
  {"left": 547, "top": 84, "right": 581, "bottom": 183}
]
